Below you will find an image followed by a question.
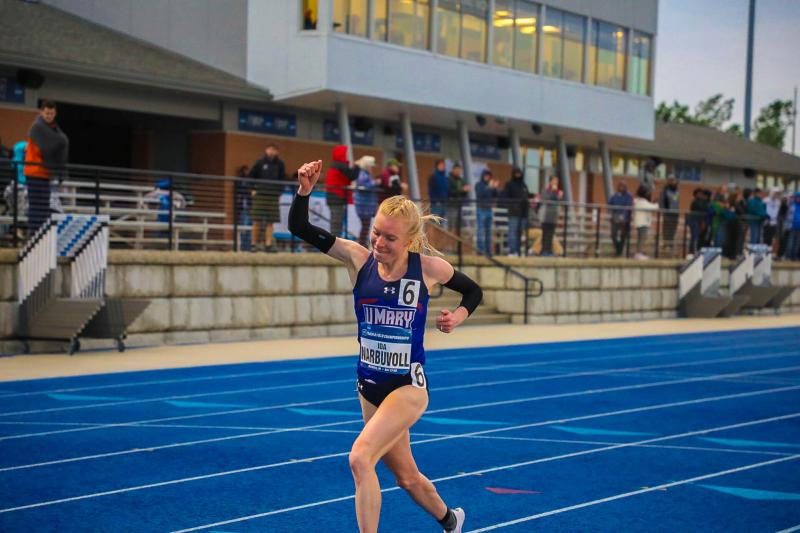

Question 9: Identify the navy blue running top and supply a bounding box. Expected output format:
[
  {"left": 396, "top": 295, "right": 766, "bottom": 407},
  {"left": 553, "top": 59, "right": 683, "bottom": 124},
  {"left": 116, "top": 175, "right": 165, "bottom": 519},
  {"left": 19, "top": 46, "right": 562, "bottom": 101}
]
[{"left": 353, "top": 251, "right": 429, "bottom": 382}]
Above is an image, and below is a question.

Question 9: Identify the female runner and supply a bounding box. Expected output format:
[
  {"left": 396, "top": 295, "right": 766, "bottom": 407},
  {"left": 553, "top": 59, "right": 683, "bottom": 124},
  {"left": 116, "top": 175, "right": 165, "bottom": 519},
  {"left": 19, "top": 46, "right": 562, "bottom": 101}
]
[{"left": 289, "top": 160, "right": 482, "bottom": 533}]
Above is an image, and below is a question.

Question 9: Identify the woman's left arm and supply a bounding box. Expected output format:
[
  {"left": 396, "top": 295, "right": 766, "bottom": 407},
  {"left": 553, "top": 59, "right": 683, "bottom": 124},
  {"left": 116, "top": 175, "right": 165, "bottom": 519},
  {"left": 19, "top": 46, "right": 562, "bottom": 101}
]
[{"left": 424, "top": 256, "right": 483, "bottom": 333}]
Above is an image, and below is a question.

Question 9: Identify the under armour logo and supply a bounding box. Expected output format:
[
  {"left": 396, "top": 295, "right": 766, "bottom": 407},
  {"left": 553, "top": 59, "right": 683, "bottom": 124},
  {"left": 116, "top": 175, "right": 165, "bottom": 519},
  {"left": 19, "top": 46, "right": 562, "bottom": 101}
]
[{"left": 383, "top": 286, "right": 396, "bottom": 295}]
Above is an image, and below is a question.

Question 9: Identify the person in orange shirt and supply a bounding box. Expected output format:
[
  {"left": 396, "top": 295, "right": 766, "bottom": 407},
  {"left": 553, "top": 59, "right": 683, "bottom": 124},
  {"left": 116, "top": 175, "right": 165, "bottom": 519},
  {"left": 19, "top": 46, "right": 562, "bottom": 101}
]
[{"left": 24, "top": 100, "right": 69, "bottom": 234}]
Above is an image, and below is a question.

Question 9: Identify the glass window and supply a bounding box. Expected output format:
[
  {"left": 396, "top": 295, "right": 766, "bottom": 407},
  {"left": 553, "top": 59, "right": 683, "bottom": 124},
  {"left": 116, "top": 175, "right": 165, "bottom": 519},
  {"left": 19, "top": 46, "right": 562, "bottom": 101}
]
[
  {"left": 461, "top": 0, "right": 488, "bottom": 62},
  {"left": 388, "top": 0, "right": 430, "bottom": 49},
  {"left": 513, "top": 1, "right": 538, "bottom": 73},
  {"left": 349, "top": 0, "right": 368, "bottom": 36},
  {"left": 629, "top": 31, "right": 652, "bottom": 95},
  {"left": 541, "top": 8, "right": 562, "bottom": 78},
  {"left": 592, "top": 20, "right": 627, "bottom": 90},
  {"left": 562, "top": 12, "right": 584, "bottom": 82},
  {"left": 574, "top": 149, "right": 584, "bottom": 172},
  {"left": 612, "top": 154, "right": 625, "bottom": 175},
  {"left": 331, "top": 0, "right": 367, "bottom": 36},
  {"left": 655, "top": 162, "right": 667, "bottom": 180},
  {"left": 542, "top": 8, "right": 585, "bottom": 82},
  {"left": 333, "top": 0, "right": 347, "bottom": 32},
  {"left": 626, "top": 157, "right": 639, "bottom": 177},
  {"left": 492, "top": 0, "right": 514, "bottom": 68},
  {"left": 301, "top": 0, "right": 318, "bottom": 30},
  {"left": 374, "top": 0, "right": 388, "bottom": 40},
  {"left": 436, "top": 0, "right": 461, "bottom": 57}
]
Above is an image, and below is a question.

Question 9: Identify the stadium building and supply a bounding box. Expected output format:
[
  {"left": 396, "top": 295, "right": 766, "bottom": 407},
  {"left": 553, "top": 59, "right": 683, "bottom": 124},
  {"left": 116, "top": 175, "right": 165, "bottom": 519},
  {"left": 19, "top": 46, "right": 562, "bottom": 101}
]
[{"left": 0, "top": 0, "right": 798, "bottom": 211}]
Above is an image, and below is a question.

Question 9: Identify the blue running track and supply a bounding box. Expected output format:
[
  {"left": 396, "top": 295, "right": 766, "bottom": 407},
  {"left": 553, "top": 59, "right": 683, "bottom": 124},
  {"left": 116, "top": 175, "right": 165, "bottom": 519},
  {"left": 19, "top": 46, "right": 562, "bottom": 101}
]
[{"left": 1, "top": 326, "right": 799, "bottom": 532}]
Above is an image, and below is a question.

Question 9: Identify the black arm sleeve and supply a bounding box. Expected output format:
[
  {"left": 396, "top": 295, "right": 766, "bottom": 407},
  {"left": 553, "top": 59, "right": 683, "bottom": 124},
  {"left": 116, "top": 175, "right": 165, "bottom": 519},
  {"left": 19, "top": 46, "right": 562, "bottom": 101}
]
[
  {"left": 288, "top": 192, "right": 336, "bottom": 253},
  {"left": 443, "top": 270, "right": 482, "bottom": 316}
]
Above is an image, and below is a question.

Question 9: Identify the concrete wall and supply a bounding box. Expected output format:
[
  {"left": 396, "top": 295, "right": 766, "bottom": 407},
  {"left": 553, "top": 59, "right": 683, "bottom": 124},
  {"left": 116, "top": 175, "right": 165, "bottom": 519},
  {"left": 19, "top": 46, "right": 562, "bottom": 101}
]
[{"left": 1, "top": 250, "right": 799, "bottom": 355}]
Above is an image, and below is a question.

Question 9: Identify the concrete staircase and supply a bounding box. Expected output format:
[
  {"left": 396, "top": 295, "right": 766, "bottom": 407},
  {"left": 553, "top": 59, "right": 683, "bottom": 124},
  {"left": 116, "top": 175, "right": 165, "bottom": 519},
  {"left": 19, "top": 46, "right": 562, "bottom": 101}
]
[{"left": 426, "top": 288, "right": 510, "bottom": 328}]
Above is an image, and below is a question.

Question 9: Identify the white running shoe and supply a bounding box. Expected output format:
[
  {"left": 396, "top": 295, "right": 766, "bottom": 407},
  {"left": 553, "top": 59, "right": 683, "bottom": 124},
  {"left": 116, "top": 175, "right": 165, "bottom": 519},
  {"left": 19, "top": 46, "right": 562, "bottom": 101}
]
[{"left": 444, "top": 507, "right": 466, "bottom": 533}]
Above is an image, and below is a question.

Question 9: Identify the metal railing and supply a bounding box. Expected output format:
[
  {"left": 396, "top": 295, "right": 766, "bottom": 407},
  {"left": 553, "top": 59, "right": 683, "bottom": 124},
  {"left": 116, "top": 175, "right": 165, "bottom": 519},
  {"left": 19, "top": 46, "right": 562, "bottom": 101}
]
[{"left": 1, "top": 159, "right": 794, "bottom": 262}]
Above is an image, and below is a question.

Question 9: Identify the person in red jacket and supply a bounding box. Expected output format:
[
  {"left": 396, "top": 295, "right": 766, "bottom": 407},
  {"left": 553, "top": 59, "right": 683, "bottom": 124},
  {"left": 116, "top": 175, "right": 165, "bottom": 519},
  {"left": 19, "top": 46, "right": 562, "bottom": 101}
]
[{"left": 325, "top": 144, "right": 357, "bottom": 237}]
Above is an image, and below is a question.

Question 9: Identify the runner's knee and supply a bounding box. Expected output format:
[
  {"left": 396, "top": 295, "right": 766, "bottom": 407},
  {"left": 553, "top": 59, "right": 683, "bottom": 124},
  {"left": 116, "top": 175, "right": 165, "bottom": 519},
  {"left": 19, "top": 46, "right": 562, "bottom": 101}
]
[
  {"left": 396, "top": 471, "right": 424, "bottom": 492},
  {"left": 348, "top": 442, "right": 375, "bottom": 481}
]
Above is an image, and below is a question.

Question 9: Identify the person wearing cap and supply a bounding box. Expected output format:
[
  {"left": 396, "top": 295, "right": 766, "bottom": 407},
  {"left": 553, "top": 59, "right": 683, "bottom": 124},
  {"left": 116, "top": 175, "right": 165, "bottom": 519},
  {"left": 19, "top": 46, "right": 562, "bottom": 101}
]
[
  {"left": 427, "top": 159, "right": 449, "bottom": 220},
  {"left": 764, "top": 187, "right": 782, "bottom": 249},
  {"left": 474, "top": 169, "right": 500, "bottom": 256},
  {"left": 325, "top": 145, "right": 358, "bottom": 238},
  {"left": 248, "top": 143, "right": 287, "bottom": 252},
  {"left": 354, "top": 155, "right": 380, "bottom": 246},
  {"left": 381, "top": 158, "right": 404, "bottom": 199},
  {"left": 502, "top": 167, "right": 530, "bottom": 257},
  {"left": 144, "top": 178, "right": 186, "bottom": 247},
  {"left": 446, "top": 162, "right": 469, "bottom": 232}
]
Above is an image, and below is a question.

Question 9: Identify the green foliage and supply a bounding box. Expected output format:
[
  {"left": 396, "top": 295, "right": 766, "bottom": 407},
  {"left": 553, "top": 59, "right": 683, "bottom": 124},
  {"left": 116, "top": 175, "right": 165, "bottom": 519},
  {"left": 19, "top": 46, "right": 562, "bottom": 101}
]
[
  {"left": 753, "top": 100, "right": 794, "bottom": 150},
  {"left": 655, "top": 94, "right": 797, "bottom": 150},
  {"left": 656, "top": 94, "right": 735, "bottom": 129}
]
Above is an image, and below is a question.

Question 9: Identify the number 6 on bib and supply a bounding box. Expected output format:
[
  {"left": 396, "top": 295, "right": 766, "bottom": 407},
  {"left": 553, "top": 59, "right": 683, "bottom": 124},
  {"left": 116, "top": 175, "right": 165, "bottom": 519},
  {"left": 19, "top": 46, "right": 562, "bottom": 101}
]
[
  {"left": 410, "top": 362, "right": 426, "bottom": 389},
  {"left": 399, "top": 278, "right": 420, "bottom": 308}
]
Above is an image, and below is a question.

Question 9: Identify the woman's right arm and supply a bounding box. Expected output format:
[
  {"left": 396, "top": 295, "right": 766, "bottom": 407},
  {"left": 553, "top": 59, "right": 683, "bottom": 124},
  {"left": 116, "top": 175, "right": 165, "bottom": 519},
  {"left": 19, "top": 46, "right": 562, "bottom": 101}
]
[{"left": 289, "top": 161, "right": 369, "bottom": 281}]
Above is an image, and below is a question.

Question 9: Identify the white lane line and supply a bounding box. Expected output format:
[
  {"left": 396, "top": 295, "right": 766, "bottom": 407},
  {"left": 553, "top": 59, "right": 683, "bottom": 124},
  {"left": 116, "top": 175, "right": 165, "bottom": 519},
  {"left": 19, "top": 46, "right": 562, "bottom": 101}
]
[
  {"left": 3, "top": 328, "right": 791, "bottom": 398},
  {"left": 432, "top": 353, "right": 800, "bottom": 395},
  {"left": 0, "top": 363, "right": 353, "bottom": 399},
  {"left": 432, "top": 328, "right": 800, "bottom": 363},
  {"left": 467, "top": 454, "right": 800, "bottom": 531},
  {"left": 1, "top": 337, "right": 793, "bottom": 418},
  {"left": 2, "top": 384, "right": 798, "bottom": 513},
  {"left": 0, "top": 356, "right": 800, "bottom": 450},
  {"left": 427, "top": 364, "right": 800, "bottom": 415},
  {"left": 4, "top": 346, "right": 794, "bottom": 442},
  {"left": 6, "top": 421, "right": 787, "bottom": 459},
  {"left": 169, "top": 412, "right": 800, "bottom": 532}
]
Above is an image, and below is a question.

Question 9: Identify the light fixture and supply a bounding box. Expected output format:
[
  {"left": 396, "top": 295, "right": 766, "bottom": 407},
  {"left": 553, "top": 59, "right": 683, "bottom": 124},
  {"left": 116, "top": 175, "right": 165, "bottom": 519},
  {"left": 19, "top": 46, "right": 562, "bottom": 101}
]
[
  {"left": 531, "top": 123, "right": 542, "bottom": 135},
  {"left": 475, "top": 115, "right": 487, "bottom": 127}
]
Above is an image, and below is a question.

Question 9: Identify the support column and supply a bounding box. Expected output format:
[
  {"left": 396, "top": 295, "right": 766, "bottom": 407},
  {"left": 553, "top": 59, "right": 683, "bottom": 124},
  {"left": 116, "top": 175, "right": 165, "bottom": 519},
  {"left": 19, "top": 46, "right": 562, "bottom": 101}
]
[
  {"left": 401, "top": 112, "right": 420, "bottom": 200},
  {"left": 556, "top": 135, "right": 573, "bottom": 204},
  {"left": 599, "top": 140, "right": 613, "bottom": 203},
  {"left": 336, "top": 102, "right": 353, "bottom": 163},
  {"left": 486, "top": 0, "right": 496, "bottom": 65},
  {"left": 457, "top": 120, "right": 476, "bottom": 200},
  {"left": 509, "top": 127, "right": 522, "bottom": 169},
  {"left": 536, "top": 4, "right": 546, "bottom": 75},
  {"left": 367, "top": 0, "right": 376, "bottom": 39},
  {"left": 430, "top": 0, "right": 439, "bottom": 53},
  {"left": 583, "top": 17, "right": 593, "bottom": 84},
  {"left": 318, "top": 0, "right": 332, "bottom": 34}
]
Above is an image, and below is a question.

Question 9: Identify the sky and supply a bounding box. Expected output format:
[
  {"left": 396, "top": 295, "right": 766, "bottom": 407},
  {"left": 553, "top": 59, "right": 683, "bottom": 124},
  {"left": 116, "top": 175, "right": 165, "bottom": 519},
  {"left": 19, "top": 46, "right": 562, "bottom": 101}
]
[{"left": 655, "top": 0, "right": 800, "bottom": 144}]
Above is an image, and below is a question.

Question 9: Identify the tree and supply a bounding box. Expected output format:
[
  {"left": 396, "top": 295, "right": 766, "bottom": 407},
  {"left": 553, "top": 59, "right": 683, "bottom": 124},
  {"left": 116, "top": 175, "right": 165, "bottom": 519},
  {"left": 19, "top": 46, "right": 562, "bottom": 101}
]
[
  {"left": 753, "top": 100, "right": 794, "bottom": 150},
  {"left": 656, "top": 100, "right": 697, "bottom": 124},
  {"left": 656, "top": 94, "right": 736, "bottom": 130},
  {"left": 693, "top": 94, "right": 735, "bottom": 129}
]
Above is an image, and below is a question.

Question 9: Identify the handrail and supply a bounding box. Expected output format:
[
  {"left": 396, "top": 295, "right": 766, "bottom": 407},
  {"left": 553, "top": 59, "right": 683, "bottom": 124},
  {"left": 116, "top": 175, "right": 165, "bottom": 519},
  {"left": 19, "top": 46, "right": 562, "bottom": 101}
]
[{"left": 429, "top": 222, "right": 544, "bottom": 324}]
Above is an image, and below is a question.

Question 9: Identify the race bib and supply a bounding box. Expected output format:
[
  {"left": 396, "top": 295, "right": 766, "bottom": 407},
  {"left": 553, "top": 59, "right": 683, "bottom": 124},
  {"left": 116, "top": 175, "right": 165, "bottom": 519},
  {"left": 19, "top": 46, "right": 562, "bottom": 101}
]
[
  {"left": 398, "top": 278, "right": 421, "bottom": 308},
  {"left": 410, "top": 362, "right": 426, "bottom": 389},
  {"left": 359, "top": 323, "right": 412, "bottom": 374}
]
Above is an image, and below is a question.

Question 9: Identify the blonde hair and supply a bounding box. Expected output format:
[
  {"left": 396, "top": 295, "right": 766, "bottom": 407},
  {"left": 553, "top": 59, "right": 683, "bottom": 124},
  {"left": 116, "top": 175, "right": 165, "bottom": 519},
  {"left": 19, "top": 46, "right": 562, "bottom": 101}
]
[{"left": 377, "top": 195, "right": 443, "bottom": 256}]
